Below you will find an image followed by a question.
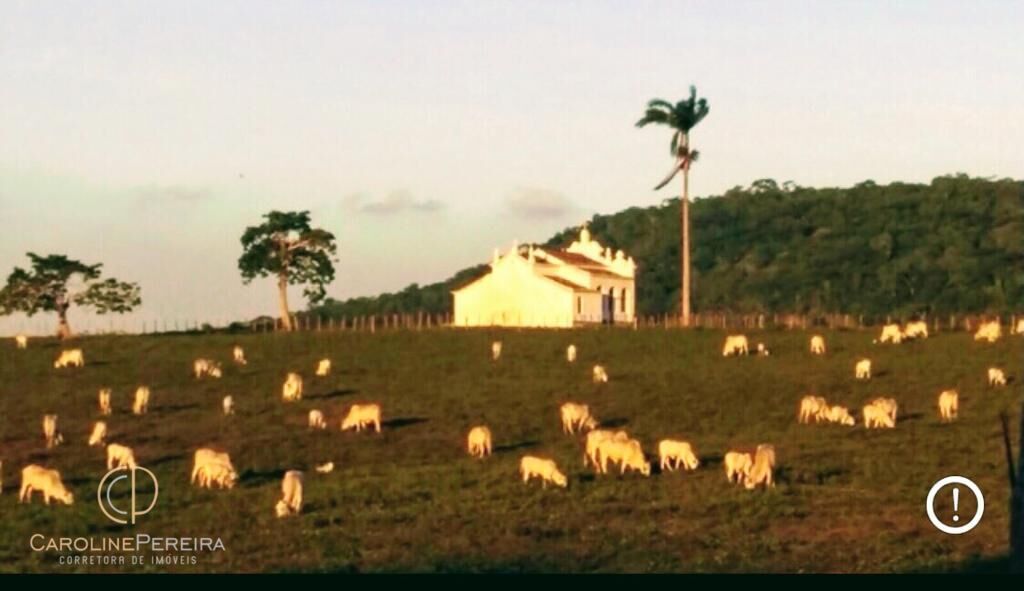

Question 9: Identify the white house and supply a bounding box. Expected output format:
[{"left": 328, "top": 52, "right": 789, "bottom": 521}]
[{"left": 452, "top": 226, "right": 637, "bottom": 327}]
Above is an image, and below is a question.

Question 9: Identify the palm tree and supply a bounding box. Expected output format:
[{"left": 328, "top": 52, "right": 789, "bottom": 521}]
[{"left": 636, "top": 86, "right": 710, "bottom": 327}]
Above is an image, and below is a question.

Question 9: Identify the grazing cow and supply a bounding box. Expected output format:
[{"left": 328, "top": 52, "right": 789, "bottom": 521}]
[
  {"left": 597, "top": 438, "right": 650, "bottom": 476},
  {"left": 583, "top": 429, "right": 629, "bottom": 470},
  {"left": 855, "top": 359, "right": 872, "bottom": 380},
  {"left": 560, "top": 402, "right": 598, "bottom": 435},
  {"left": 592, "top": 365, "right": 609, "bottom": 383},
  {"left": 823, "top": 405, "right": 855, "bottom": 426},
  {"left": 756, "top": 343, "right": 770, "bottom": 356},
  {"left": 15, "top": 335, "right": 28, "bottom": 349},
  {"left": 98, "top": 388, "right": 112, "bottom": 416},
  {"left": 467, "top": 426, "right": 493, "bottom": 459},
  {"left": 519, "top": 456, "right": 568, "bottom": 489},
  {"left": 42, "top": 414, "right": 62, "bottom": 449},
  {"left": 132, "top": 386, "right": 150, "bottom": 416},
  {"left": 308, "top": 409, "right": 327, "bottom": 430},
  {"left": 869, "top": 397, "right": 899, "bottom": 422},
  {"left": 315, "top": 358, "right": 331, "bottom": 377},
  {"left": 938, "top": 390, "right": 959, "bottom": 422},
  {"left": 53, "top": 349, "right": 84, "bottom": 369},
  {"left": 1014, "top": 318, "right": 1024, "bottom": 335},
  {"left": 567, "top": 344, "right": 577, "bottom": 363},
  {"left": 491, "top": 341, "right": 502, "bottom": 361},
  {"left": 193, "top": 358, "right": 222, "bottom": 379},
  {"left": 724, "top": 451, "right": 753, "bottom": 484},
  {"left": 191, "top": 449, "right": 238, "bottom": 489},
  {"left": 722, "top": 335, "right": 749, "bottom": 357},
  {"left": 798, "top": 396, "right": 828, "bottom": 424},
  {"left": 341, "top": 404, "right": 382, "bottom": 433},
  {"left": 744, "top": 444, "right": 776, "bottom": 490},
  {"left": 282, "top": 372, "right": 303, "bottom": 402},
  {"left": 877, "top": 324, "right": 904, "bottom": 344},
  {"left": 232, "top": 346, "right": 246, "bottom": 365},
  {"left": 863, "top": 403, "right": 895, "bottom": 429},
  {"left": 904, "top": 320, "right": 929, "bottom": 340},
  {"left": 222, "top": 396, "right": 234, "bottom": 416},
  {"left": 87, "top": 421, "right": 107, "bottom": 447},
  {"left": 989, "top": 367, "right": 1007, "bottom": 387},
  {"left": 275, "top": 470, "right": 303, "bottom": 518},
  {"left": 658, "top": 440, "right": 700, "bottom": 472},
  {"left": 974, "top": 321, "right": 1002, "bottom": 343},
  {"left": 106, "top": 444, "right": 137, "bottom": 470},
  {"left": 810, "top": 335, "right": 826, "bottom": 355},
  {"left": 19, "top": 465, "right": 74, "bottom": 505},
  {"left": 315, "top": 462, "right": 334, "bottom": 474}
]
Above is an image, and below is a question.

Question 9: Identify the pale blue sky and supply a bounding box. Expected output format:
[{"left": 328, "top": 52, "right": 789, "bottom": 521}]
[{"left": 1, "top": 0, "right": 1022, "bottom": 334}]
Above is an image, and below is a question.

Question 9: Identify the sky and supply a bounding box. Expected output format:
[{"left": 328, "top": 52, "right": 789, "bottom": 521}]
[{"left": 1, "top": 0, "right": 1022, "bottom": 335}]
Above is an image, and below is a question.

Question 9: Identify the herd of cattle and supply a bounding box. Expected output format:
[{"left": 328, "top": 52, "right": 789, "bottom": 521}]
[{"left": 4, "top": 316, "right": 1022, "bottom": 515}]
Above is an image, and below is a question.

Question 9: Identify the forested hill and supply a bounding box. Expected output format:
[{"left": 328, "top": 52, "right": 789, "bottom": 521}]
[{"left": 312, "top": 175, "right": 1024, "bottom": 319}]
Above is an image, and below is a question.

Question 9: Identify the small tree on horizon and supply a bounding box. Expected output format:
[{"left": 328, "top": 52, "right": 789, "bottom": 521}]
[
  {"left": 238, "top": 210, "right": 337, "bottom": 331},
  {"left": 0, "top": 253, "right": 142, "bottom": 338},
  {"left": 636, "top": 85, "right": 710, "bottom": 326}
]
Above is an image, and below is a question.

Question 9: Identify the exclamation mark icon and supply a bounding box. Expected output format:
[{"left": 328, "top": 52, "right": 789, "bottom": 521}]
[{"left": 952, "top": 487, "right": 960, "bottom": 522}]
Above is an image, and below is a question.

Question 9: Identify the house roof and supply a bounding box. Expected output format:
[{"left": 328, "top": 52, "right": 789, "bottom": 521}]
[{"left": 542, "top": 275, "right": 597, "bottom": 292}]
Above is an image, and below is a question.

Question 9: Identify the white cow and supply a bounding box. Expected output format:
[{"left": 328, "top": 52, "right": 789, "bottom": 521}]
[
  {"left": 275, "top": 470, "right": 303, "bottom": 518},
  {"left": 658, "top": 440, "right": 700, "bottom": 472},
  {"left": 877, "top": 324, "right": 904, "bottom": 344},
  {"left": 904, "top": 320, "right": 929, "bottom": 340},
  {"left": 315, "top": 358, "right": 331, "bottom": 377},
  {"left": 988, "top": 367, "right": 1007, "bottom": 387},
  {"left": 722, "top": 335, "right": 749, "bottom": 357},
  {"left": 491, "top": 341, "right": 502, "bottom": 361},
  {"left": 191, "top": 449, "right": 238, "bottom": 489},
  {"left": 467, "top": 426, "right": 493, "bottom": 458},
  {"left": 341, "top": 404, "right": 382, "bottom": 433},
  {"left": 597, "top": 438, "right": 650, "bottom": 476},
  {"left": 282, "top": 373, "right": 303, "bottom": 402},
  {"left": 132, "top": 386, "right": 150, "bottom": 415},
  {"left": 519, "top": 456, "right": 568, "bottom": 488},
  {"left": 724, "top": 451, "right": 753, "bottom": 484},
  {"left": 870, "top": 397, "right": 899, "bottom": 423},
  {"left": 855, "top": 358, "right": 872, "bottom": 380},
  {"left": 560, "top": 402, "right": 598, "bottom": 434},
  {"left": 98, "top": 388, "right": 112, "bottom": 416},
  {"left": 308, "top": 409, "right": 327, "bottom": 430},
  {"left": 938, "top": 390, "right": 959, "bottom": 422},
  {"left": 106, "top": 444, "right": 137, "bottom": 470},
  {"left": 87, "top": 421, "right": 108, "bottom": 447},
  {"left": 974, "top": 321, "right": 1002, "bottom": 343},
  {"left": 566, "top": 344, "right": 577, "bottom": 363},
  {"left": 823, "top": 405, "right": 856, "bottom": 426},
  {"left": 193, "top": 358, "right": 222, "bottom": 379},
  {"left": 583, "top": 429, "right": 629, "bottom": 470},
  {"left": 810, "top": 335, "right": 826, "bottom": 355},
  {"left": 42, "top": 414, "right": 62, "bottom": 449},
  {"left": 53, "top": 349, "right": 84, "bottom": 369},
  {"left": 744, "top": 444, "right": 777, "bottom": 490},
  {"left": 19, "top": 465, "right": 74, "bottom": 505},
  {"left": 232, "top": 345, "right": 247, "bottom": 365},
  {"left": 1014, "top": 318, "right": 1024, "bottom": 335},
  {"left": 798, "top": 396, "right": 828, "bottom": 424},
  {"left": 222, "top": 396, "right": 235, "bottom": 416},
  {"left": 756, "top": 342, "right": 771, "bottom": 356},
  {"left": 863, "top": 403, "right": 895, "bottom": 429},
  {"left": 315, "top": 462, "right": 334, "bottom": 474},
  {"left": 592, "top": 365, "right": 609, "bottom": 383},
  {"left": 15, "top": 334, "right": 28, "bottom": 349}
]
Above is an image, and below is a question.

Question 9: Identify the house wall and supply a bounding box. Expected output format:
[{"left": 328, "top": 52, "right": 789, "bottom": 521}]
[{"left": 453, "top": 256, "right": 574, "bottom": 327}]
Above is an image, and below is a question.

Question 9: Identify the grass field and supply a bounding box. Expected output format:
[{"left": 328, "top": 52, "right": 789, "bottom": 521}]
[{"left": 0, "top": 327, "right": 1021, "bottom": 573}]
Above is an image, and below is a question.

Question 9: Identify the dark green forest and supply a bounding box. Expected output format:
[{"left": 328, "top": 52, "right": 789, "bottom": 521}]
[{"left": 312, "top": 175, "right": 1024, "bottom": 319}]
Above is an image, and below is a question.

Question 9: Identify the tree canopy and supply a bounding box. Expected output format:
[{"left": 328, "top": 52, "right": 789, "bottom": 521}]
[
  {"left": 0, "top": 253, "right": 141, "bottom": 337},
  {"left": 311, "top": 175, "right": 1024, "bottom": 320}
]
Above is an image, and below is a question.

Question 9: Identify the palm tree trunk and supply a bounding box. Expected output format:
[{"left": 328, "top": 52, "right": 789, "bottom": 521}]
[
  {"left": 56, "top": 307, "right": 72, "bottom": 339},
  {"left": 681, "top": 159, "right": 692, "bottom": 328},
  {"left": 277, "top": 274, "right": 293, "bottom": 331}
]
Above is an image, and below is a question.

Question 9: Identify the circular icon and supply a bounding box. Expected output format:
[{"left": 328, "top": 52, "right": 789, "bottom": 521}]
[
  {"left": 926, "top": 476, "right": 983, "bottom": 535},
  {"left": 97, "top": 465, "right": 159, "bottom": 525}
]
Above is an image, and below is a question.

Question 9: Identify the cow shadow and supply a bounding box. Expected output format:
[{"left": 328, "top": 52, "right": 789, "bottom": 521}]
[
  {"left": 382, "top": 417, "right": 429, "bottom": 430},
  {"left": 699, "top": 453, "right": 724, "bottom": 467},
  {"left": 157, "top": 403, "right": 201, "bottom": 413},
  {"left": 241, "top": 468, "right": 287, "bottom": 487},
  {"left": 493, "top": 440, "right": 539, "bottom": 454},
  {"left": 600, "top": 417, "right": 629, "bottom": 429},
  {"left": 901, "top": 412, "right": 925, "bottom": 423},
  {"left": 148, "top": 452, "right": 187, "bottom": 467},
  {"left": 307, "top": 388, "right": 358, "bottom": 401}
]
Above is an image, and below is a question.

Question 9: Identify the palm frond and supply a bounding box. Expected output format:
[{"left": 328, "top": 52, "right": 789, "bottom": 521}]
[
  {"left": 634, "top": 107, "right": 671, "bottom": 128},
  {"left": 653, "top": 162, "right": 682, "bottom": 190}
]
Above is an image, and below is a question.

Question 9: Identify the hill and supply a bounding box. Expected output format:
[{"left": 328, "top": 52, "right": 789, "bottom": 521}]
[{"left": 313, "top": 175, "right": 1024, "bottom": 319}]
